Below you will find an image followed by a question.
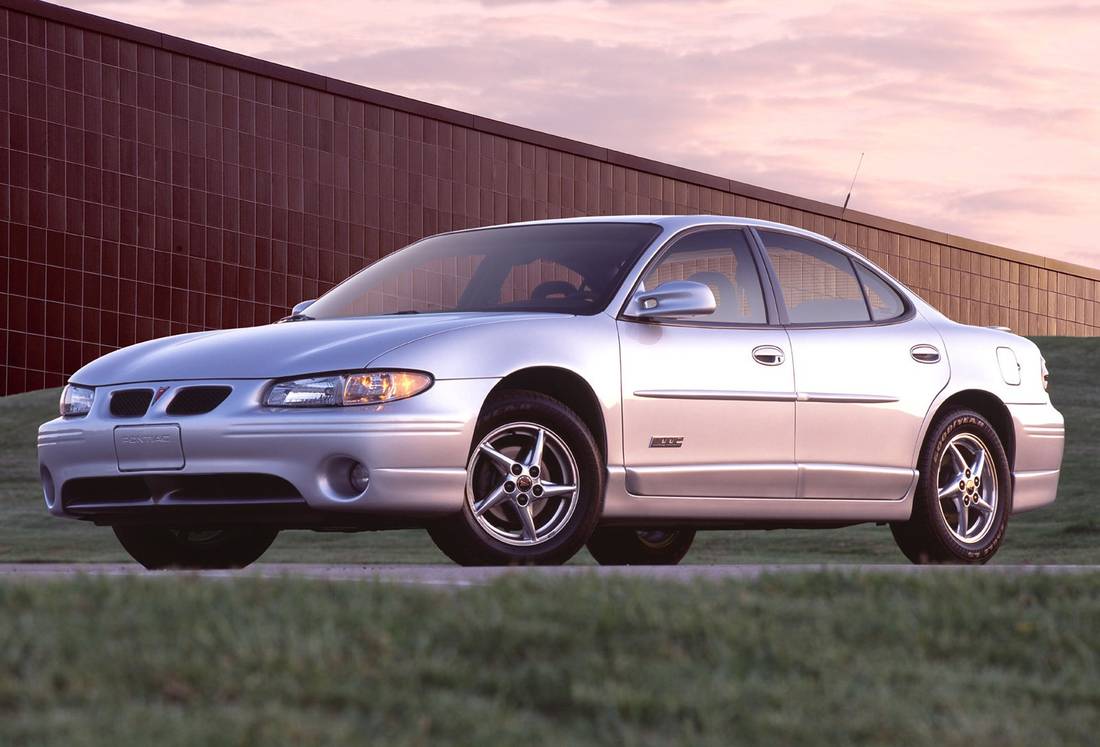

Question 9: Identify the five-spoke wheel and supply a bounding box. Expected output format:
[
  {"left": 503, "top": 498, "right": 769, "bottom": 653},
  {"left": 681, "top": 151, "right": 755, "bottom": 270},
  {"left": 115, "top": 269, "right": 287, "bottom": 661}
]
[
  {"left": 892, "top": 408, "right": 1011, "bottom": 564},
  {"left": 112, "top": 525, "right": 278, "bottom": 569},
  {"left": 467, "top": 423, "right": 580, "bottom": 546},
  {"left": 936, "top": 433, "right": 999, "bottom": 545},
  {"left": 587, "top": 527, "right": 696, "bottom": 565},
  {"left": 428, "top": 390, "right": 604, "bottom": 565}
]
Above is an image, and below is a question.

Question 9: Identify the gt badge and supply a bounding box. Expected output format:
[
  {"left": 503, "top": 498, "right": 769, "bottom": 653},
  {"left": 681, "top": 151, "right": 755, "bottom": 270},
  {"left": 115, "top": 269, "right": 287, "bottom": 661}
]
[{"left": 649, "top": 436, "right": 684, "bottom": 448}]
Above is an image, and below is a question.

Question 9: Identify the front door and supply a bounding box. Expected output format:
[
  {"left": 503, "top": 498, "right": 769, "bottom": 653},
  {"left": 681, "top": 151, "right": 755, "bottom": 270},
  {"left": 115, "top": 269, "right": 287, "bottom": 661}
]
[
  {"left": 756, "top": 229, "right": 950, "bottom": 500},
  {"left": 619, "top": 228, "right": 797, "bottom": 498}
]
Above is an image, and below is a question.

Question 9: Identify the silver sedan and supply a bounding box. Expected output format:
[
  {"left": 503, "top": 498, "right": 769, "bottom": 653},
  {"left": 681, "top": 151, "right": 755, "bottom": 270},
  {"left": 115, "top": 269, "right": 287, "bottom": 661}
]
[{"left": 37, "top": 216, "right": 1065, "bottom": 567}]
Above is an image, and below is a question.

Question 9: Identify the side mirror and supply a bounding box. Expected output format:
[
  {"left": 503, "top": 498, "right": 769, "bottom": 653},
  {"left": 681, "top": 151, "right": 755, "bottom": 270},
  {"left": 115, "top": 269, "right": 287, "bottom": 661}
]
[
  {"left": 626, "top": 280, "right": 716, "bottom": 319},
  {"left": 290, "top": 299, "right": 316, "bottom": 317}
]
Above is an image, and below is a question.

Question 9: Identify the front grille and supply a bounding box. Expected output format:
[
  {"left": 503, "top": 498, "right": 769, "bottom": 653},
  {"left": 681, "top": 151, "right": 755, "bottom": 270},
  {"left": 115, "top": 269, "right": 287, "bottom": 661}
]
[
  {"left": 167, "top": 386, "right": 232, "bottom": 416},
  {"left": 62, "top": 474, "right": 303, "bottom": 510},
  {"left": 110, "top": 389, "right": 154, "bottom": 418}
]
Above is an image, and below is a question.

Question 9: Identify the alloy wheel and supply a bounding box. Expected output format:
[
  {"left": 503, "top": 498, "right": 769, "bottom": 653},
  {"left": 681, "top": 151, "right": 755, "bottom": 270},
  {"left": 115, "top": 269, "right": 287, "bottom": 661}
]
[
  {"left": 636, "top": 530, "right": 678, "bottom": 550},
  {"left": 466, "top": 422, "right": 580, "bottom": 546},
  {"left": 936, "top": 433, "right": 999, "bottom": 544}
]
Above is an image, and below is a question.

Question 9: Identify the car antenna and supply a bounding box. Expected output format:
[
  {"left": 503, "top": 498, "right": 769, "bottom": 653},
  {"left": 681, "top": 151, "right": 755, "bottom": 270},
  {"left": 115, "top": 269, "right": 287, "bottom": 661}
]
[{"left": 831, "top": 151, "right": 864, "bottom": 240}]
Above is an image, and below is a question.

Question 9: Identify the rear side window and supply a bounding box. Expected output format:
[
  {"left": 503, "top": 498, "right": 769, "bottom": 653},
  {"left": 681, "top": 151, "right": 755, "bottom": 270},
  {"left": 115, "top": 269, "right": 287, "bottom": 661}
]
[
  {"left": 855, "top": 262, "right": 907, "bottom": 321},
  {"left": 758, "top": 231, "right": 870, "bottom": 324},
  {"left": 641, "top": 229, "right": 767, "bottom": 324}
]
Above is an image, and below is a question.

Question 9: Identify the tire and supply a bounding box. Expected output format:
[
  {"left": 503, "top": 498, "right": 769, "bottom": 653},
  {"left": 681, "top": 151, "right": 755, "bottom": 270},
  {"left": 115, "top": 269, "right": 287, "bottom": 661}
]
[
  {"left": 891, "top": 409, "right": 1012, "bottom": 564},
  {"left": 428, "top": 390, "right": 604, "bottom": 566},
  {"left": 113, "top": 525, "right": 278, "bottom": 570},
  {"left": 587, "top": 527, "right": 696, "bottom": 566}
]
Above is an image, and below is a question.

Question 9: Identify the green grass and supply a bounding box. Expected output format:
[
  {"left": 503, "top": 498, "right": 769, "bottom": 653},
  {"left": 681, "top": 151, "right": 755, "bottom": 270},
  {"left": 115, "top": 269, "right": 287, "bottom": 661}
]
[
  {"left": 0, "top": 572, "right": 1098, "bottom": 745},
  {"left": 2, "top": 344, "right": 1098, "bottom": 745},
  {"left": 1, "top": 336, "right": 1097, "bottom": 564}
]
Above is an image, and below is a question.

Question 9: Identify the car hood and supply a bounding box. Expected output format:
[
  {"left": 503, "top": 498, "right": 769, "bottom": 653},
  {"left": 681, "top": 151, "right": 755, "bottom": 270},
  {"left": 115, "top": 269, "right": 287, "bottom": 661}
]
[{"left": 71, "top": 313, "right": 552, "bottom": 385}]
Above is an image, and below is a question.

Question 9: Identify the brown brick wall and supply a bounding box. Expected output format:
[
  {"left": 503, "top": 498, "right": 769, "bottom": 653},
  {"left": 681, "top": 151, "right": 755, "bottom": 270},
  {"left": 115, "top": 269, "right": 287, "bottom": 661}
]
[{"left": 2, "top": 0, "right": 1098, "bottom": 395}]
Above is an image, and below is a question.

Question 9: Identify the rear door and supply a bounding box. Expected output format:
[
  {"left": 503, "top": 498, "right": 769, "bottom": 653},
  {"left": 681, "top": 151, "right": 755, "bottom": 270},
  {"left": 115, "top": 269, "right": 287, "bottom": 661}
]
[
  {"left": 754, "top": 229, "right": 949, "bottom": 500},
  {"left": 618, "top": 227, "right": 797, "bottom": 498}
]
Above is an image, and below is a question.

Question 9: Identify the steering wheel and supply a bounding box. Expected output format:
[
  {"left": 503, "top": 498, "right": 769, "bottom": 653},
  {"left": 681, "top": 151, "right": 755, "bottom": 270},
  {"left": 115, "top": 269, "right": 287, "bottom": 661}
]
[{"left": 531, "top": 280, "right": 581, "bottom": 301}]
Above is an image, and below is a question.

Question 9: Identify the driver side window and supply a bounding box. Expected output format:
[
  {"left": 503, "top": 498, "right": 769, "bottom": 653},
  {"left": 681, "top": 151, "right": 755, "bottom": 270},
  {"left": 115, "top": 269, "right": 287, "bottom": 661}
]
[{"left": 641, "top": 229, "right": 767, "bottom": 324}]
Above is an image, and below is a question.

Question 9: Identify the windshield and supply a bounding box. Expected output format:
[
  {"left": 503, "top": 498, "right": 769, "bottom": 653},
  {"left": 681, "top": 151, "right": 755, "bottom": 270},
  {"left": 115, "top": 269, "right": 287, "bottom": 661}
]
[{"left": 305, "top": 222, "right": 661, "bottom": 319}]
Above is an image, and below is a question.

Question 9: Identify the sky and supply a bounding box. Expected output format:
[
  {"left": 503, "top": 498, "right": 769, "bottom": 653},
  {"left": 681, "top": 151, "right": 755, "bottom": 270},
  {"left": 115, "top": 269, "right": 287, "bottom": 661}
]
[{"left": 58, "top": 0, "right": 1100, "bottom": 268}]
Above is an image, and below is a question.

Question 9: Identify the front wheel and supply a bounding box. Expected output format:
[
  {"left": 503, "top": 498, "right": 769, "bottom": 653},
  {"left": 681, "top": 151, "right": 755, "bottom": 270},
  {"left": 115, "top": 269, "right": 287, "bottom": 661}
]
[
  {"left": 587, "top": 527, "right": 696, "bottom": 566},
  {"left": 113, "top": 525, "right": 278, "bottom": 570},
  {"left": 891, "top": 409, "right": 1012, "bottom": 564},
  {"left": 428, "top": 390, "right": 604, "bottom": 566}
]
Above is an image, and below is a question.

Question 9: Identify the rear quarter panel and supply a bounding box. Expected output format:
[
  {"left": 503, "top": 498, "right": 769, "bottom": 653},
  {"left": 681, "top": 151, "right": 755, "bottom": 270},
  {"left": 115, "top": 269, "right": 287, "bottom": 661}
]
[
  {"left": 921, "top": 321, "right": 1062, "bottom": 473},
  {"left": 935, "top": 323, "right": 1051, "bottom": 407}
]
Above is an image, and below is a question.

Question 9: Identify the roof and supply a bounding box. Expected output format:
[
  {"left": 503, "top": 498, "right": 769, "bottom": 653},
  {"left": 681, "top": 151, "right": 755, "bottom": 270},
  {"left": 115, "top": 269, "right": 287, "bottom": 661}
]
[{"left": 473, "top": 214, "right": 840, "bottom": 241}]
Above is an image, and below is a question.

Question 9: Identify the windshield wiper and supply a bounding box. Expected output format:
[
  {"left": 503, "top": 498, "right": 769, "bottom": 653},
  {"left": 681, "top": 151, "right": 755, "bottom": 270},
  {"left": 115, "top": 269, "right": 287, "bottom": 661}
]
[
  {"left": 383, "top": 309, "right": 421, "bottom": 315},
  {"left": 279, "top": 313, "right": 313, "bottom": 323}
]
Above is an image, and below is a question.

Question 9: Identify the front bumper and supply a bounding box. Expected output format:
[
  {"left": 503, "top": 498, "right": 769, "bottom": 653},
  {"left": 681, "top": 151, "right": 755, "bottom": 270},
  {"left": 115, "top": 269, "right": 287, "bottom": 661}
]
[
  {"left": 1008, "top": 401, "right": 1065, "bottom": 514},
  {"left": 38, "top": 377, "right": 498, "bottom": 523}
]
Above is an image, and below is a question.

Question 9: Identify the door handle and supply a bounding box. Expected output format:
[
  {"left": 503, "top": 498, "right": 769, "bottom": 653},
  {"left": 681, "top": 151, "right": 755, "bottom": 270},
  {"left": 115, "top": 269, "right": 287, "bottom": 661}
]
[
  {"left": 911, "top": 344, "right": 941, "bottom": 364},
  {"left": 752, "top": 345, "right": 785, "bottom": 366}
]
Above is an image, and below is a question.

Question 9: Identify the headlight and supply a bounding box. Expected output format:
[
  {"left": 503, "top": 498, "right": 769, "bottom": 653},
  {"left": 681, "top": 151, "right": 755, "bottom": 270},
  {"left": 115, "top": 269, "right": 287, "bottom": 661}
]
[
  {"left": 343, "top": 371, "right": 434, "bottom": 405},
  {"left": 265, "top": 371, "right": 433, "bottom": 407},
  {"left": 60, "top": 384, "right": 95, "bottom": 417}
]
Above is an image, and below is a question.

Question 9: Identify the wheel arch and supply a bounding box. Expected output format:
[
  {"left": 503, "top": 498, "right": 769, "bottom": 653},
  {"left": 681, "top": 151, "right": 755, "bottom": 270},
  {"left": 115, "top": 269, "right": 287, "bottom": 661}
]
[
  {"left": 480, "top": 366, "right": 607, "bottom": 462},
  {"left": 925, "top": 389, "right": 1016, "bottom": 470}
]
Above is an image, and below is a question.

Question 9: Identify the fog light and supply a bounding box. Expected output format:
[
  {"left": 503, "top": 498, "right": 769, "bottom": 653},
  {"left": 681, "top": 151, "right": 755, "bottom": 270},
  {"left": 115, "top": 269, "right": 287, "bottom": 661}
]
[{"left": 349, "top": 462, "right": 370, "bottom": 493}]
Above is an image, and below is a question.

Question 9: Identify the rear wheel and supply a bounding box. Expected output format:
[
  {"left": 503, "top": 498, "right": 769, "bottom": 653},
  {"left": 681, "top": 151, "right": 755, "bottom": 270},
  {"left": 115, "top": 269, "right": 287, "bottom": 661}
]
[
  {"left": 112, "top": 525, "right": 278, "bottom": 570},
  {"left": 428, "top": 390, "right": 603, "bottom": 566},
  {"left": 891, "top": 409, "right": 1011, "bottom": 564},
  {"left": 587, "top": 527, "right": 696, "bottom": 565}
]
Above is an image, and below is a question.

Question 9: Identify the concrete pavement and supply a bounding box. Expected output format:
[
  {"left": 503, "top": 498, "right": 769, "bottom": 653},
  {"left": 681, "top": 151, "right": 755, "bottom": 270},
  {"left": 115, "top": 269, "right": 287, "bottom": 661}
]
[{"left": 0, "top": 562, "right": 1096, "bottom": 587}]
